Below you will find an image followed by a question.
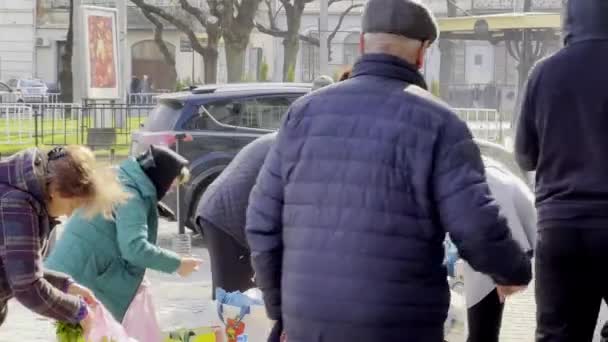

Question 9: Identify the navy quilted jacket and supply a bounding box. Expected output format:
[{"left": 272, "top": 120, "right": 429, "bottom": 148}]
[{"left": 246, "top": 54, "right": 531, "bottom": 342}]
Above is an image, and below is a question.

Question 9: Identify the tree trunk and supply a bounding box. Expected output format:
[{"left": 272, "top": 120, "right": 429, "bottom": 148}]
[
  {"left": 438, "top": 0, "right": 459, "bottom": 100},
  {"left": 438, "top": 40, "right": 454, "bottom": 100},
  {"left": 282, "top": 34, "right": 299, "bottom": 81},
  {"left": 202, "top": 50, "right": 219, "bottom": 84},
  {"left": 225, "top": 40, "right": 248, "bottom": 83},
  {"left": 59, "top": 0, "right": 74, "bottom": 103}
]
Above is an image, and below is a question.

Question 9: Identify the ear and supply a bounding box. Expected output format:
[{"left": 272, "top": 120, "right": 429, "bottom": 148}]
[
  {"left": 416, "top": 41, "right": 431, "bottom": 69},
  {"left": 359, "top": 33, "right": 365, "bottom": 54}
]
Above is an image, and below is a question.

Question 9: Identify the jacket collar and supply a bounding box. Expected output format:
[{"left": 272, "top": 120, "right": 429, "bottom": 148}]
[
  {"left": 119, "top": 158, "right": 158, "bottom": 200},
  {"left": 351, "top": 53, "right": 428, "bottom": 89}
]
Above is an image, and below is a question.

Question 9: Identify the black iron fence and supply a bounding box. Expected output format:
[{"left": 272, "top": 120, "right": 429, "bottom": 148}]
[{"left": 0, "top": 102, "right": 156, "bottom": 157}]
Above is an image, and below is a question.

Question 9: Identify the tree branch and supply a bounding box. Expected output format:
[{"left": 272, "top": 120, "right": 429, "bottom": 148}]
[
  {"left": 256, "top": 23, "right": 288, "bottom": 38},
  {"left": 177, "top": 0, "right": 219, "bottom": 34},
  {"left": 328, "top": 4, "right": 362, "bottom": 45},
  {"left": 130, "top": 0, "right": 212, "bottom": 56},
  {"left": 140, "top": 9, "right": 176, "bottom": 66}
]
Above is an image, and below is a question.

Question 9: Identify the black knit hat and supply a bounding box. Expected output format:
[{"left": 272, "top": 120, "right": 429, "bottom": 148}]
[
  {"left": 362, "top": 0, "right": 439, "bottom": 43},
  {"left": 137, "top": 145, "right": 188, "bottom": 200}
]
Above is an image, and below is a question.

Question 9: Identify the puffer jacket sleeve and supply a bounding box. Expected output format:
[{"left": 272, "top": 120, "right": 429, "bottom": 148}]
[
  {"left": 246, "top": 133, "right": 285, "bottom": 321},
  {"left": 432, "top": 118, "right": 532, "bottom": 286}
]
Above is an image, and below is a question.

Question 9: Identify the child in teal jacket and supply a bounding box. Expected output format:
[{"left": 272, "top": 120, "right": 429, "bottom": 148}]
[{"left": 46, "top": 145, "right": 201, "bottom": 321}]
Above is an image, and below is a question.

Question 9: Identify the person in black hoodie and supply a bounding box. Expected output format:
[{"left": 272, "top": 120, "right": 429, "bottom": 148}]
[{"left": 515, "top": 0, "right": 608, "bottom": 340}]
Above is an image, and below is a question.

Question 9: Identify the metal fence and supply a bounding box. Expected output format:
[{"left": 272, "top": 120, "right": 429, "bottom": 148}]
[
  {"left": 0, "top": 104, "right": 34, "bottom": 145},
  {"left": 0, "top": 102, "right": 155, "bottom": 155},
  {"left": 454, "top": 108, "right": 509, "bottom": 144}
]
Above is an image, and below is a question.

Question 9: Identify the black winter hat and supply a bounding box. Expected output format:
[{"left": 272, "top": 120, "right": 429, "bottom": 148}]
[
  {"left": 362, "top": 0, "right": 439, "bottom": 44},
  {"left": 137, "top": 145, "right": 188, "bottom": 200}
]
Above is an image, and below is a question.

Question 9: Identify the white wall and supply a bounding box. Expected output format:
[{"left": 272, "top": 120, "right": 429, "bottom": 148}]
[
  {"left": 0, "top": 0, "right": 35, "bottom": 80},
  {"left": 465, "top": 42, "right": 494, "bottom": 84},
  {"left": 35, "top": 27, "right": 67, "bottom": 83}
]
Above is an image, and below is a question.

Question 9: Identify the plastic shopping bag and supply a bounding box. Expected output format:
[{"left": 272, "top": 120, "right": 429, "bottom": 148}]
[
  {"left": 85, "top": 305, "right": 138, "bottom": 342},
  {"left": 216, "top": 288, "right": 272, "bottom": 342},
  {"left": 123, "top": 282, "right": 163, "bottom": 342}
]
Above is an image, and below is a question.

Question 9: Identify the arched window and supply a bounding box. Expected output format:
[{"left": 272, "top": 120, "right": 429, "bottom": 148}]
[
  {"left": 301, "top": 31, "right": 319, "bottom": 82},
  {"left": 131, "top": 40, "right": 176, "bottom": 91},
  {"left": 343, "top": 32, "right": 360, "bottom": 66}
]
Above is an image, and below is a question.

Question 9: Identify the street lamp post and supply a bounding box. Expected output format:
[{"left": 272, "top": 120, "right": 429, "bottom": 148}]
[{"left": 319, "top": 0, "right": 329, "bottom": 76}]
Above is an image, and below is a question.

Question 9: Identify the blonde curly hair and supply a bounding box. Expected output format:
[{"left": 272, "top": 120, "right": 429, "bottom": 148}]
[{"left": 46, "top": 145, "right": 130, "bottom": 219}]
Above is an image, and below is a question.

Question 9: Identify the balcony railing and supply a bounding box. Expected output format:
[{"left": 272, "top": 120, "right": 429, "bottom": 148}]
[{"left": 471, "top": 0, "right": 562, "bottom": 13}]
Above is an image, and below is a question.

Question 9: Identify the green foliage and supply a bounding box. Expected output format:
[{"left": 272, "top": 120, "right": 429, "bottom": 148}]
[
  {"left": 430, "top": 80, "right": 441, "bottom": 98},
  {"left": 286, "top": 64, "right": 295, "bottom": 82},
  {"left": 55, "top": 321, "right": 85, "bottom": 342},
  {"left": 260, "top": 58, "right": 269, "bottom": 82}
]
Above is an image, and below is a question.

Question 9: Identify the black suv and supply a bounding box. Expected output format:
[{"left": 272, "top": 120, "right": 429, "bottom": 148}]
[{"left": 130, "top": 83, "right": 311, "bottom": 229}]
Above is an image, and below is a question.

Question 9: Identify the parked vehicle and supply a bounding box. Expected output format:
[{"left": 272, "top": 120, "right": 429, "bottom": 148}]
[
  {"left": 7, "top": 79, "right": 49, "bottom": 103},
  {"left": 0, "top": 82, "right": 13, "bottom": 103},
  {"left": 130, "top": 83, "right": 311, "bottom": 230},
  {"left": 131, "top": 83, "right": 528, "bottom": 233}
]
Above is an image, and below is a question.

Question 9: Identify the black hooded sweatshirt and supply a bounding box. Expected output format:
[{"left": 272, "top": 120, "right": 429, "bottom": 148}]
[{"left": 515, "top": 0, "right": 608, "bottom": 228}]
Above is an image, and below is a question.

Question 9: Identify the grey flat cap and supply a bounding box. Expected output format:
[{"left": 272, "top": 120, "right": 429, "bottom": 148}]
[{"left": 362, "top": 0, "right": 439, "bottom": 43}]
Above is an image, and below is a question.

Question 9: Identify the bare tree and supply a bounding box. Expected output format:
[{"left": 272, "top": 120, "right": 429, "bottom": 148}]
[
  {"left": 59, "top": 0, "right": 74, "bottom": 103},
  {"left": 130, "top": 0, "right": 221, "bottom": 83},
  {"left": 210, "top": 0, "right": 264, "bottom": 82},
  {"left": 139, "top": 7, "right": 178, "bottom": 85},
  {"left": 132, "top": 0, "right": 263, "bottom": 83},
  {"left": 256, "top": 0, "right": 361, "bottom": 81},
  {"left": 438, "top": 0, "right": 460, "bottom": 99}
]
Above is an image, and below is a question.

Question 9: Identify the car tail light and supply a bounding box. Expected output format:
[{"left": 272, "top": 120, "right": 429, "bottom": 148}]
[{"left": 139, "top": 132, "right": 193, "bottom": 148}]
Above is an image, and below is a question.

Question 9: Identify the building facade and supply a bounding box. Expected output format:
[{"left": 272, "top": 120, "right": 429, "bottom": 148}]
[{"left": 0, "top": 0, "right": 36, "bottom": 80}]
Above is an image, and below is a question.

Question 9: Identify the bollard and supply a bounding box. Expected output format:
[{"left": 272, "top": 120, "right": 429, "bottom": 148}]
[
  {"left": 110, "top": 148, "right": 115, "bottom": 165},
  {"left": 172, "top": 133, "right": 191, "bottom": 255},
  {"left": 172, "top": 233, "right": 192, "bottom": 256}
]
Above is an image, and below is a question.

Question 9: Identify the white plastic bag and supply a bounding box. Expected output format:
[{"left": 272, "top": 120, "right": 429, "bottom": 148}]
[{"left": 85, "top": 305, "right": 138, "bottom": 342}]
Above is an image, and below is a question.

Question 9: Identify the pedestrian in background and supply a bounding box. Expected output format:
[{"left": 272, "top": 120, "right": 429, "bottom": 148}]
[
  {"left": 0, "top": 146, "right": 128, "bottom": 333},
  {"left": 460, "top": 158, "right": 536, "bottom": 342},
  {"left": 338, "top": 68, "right": 352, "bottom": 82},
  {"left": 246, "top": 0, "right": 531, "bottom": 341},
  {"left": 515, "top": 0, "right": 608, "bottom": 340},
  {"left": 46, "top": 145, "right": 202, "bottom": 341},
  {"left": 312, "top": 75, "right": 334, "bottom": 91}
]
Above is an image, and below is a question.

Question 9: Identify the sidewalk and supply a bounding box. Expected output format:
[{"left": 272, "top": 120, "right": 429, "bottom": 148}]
[
  {"left": 0, "top": 219, "right": 217, "bottom": 342},
  {"left": 1, "top": 218, "right": 606, "bottom": 341}
]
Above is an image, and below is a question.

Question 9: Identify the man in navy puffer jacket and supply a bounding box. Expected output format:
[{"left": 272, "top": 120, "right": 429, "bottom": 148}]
[{"left": 246, "top": 1, "right": 532, "bottom": 341}]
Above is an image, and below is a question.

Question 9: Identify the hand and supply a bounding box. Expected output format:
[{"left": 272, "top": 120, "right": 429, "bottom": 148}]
[
  {"left": 79, "top": 308, "right": 94, "bottom": 336},
  {"left": 177, "top": 257, "right": 202, "bottom": 277},
  {"left": 68, "top": 283, "right": 99, "bottom": 307},
  {"left": 496, "top": 285, "right": 526, "bottom": 303}
]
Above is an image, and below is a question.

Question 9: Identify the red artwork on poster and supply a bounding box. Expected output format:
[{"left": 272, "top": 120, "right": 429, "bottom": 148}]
[{"left": 87, "top": 15, "right": 116, "bottom": 89}]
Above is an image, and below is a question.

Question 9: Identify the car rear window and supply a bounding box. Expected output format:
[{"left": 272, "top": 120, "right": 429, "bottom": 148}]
[
  {"left": 21, "top": 80, "right": 45, "bottom": 88},
  {"left": 143, "top": 100, "right": 183, "bottom": 132}
]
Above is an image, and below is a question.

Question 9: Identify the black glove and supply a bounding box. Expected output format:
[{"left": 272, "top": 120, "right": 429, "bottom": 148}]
[{"left": 267, "top": 319, "right": 283, "bottom": 342}]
